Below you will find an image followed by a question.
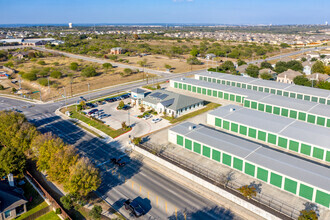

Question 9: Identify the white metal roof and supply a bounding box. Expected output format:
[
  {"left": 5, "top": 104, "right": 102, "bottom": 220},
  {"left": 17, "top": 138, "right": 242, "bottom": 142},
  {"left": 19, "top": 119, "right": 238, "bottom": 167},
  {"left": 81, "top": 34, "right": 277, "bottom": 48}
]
[
  {"left": 208, "top": 105, "right": 330, "bottom": 149},
  {"left": 170, "top": 122, "right": 330, "bottom": 192}
]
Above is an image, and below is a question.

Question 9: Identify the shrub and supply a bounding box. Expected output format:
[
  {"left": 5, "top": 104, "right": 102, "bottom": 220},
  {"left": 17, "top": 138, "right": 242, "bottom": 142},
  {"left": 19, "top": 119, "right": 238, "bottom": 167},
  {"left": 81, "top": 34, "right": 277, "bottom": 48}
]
[
  {"left": 12, "top": 88, "right": 17, "bottom": 93},
  {"left": 39, "top": 67, "right": 51, "bottom": 77},
  {"left": 108, "top": 55, "right": 118, "bottom": 61},
  {"left": 133, "top": 137, "right": 141, "bottom": 145},
  {"left": 89, "top": 205, "right": 102, "bottom": 220},
  {"left": 187, "top": 57, "right": 202, "bottom": 65},
  {"left": 70, "top": 62, "right": 79, "bottom": 71},
  {"left": 123, "top": 68, "right": 133, "bottom": 76},
  {"left": 37, "top": 60, "right": 46, "bottom": 65},
  {"left": 28, "top": 52, "right": 35, "bottom": 58},
  {"left": 102, "top": 63, "right": 112, "bottom": 69},
  {"left": 37, "top": 78, "right": 49, "bottom": 86},
  {"left": 53, "top": 62, "right": 60, "bottom": 66},
  {"left": 60, "top": 195, "right": 73, "bottom": 210},
  {"left": 81, "top": 66, "right": 97, "bottom": 77},
  {"left": 118, "top": 100, "right": 125, "bottom": 109},
  {"left": 0, "top": 85, "right": 4, "bottom": 90},
  {"left": 50, "top": 70, "right": 62, "bottom": 79},
  {"left": 22, "top": 72, "right": 37, "bottom": 81},
  {"left": 55, "top": 208, "right": 62, "bottom": 214}
]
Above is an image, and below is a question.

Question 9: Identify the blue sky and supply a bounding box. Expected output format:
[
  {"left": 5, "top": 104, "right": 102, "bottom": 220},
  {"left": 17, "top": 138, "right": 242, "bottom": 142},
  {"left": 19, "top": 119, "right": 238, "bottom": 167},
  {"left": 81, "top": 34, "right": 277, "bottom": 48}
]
[{"left": 0, "top": 0, "right": 329, "bottom": 25}]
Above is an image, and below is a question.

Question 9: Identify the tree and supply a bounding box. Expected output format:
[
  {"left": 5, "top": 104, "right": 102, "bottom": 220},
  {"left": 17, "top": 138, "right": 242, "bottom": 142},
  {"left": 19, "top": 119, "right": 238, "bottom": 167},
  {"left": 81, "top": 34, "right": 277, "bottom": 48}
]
[
  {"left": 139, "top": 105, "right": 145, "bottom": 113},
  {"left": 319, "top": 54, "right": 326, "bottom": 59},
  {"left": 102, "top": 63, "right": 112, "bottom": 69},
  {"left": 238, "top": 185, "right": 257, "bottom": 199},
  {"left": 298, "top": 210, "right": 318, "bottom": 220},
  {"left": 118, "top": 100, "right": 125, "bottom": 109},
  {"left": 246, "top": 64, "right": 259, "bottom": 78},
  {"left": 164, "top": 64, "right": 172, "bottom": 70},
  {"left": 260, "top": 73, "right": 273, "bottom": 80},
  {"left": 280, "top": 43, "right": 290, "bottom": 48},
  {"left": 28, "top": 52, "right": 36, "bottom": 58},
  {"left": 89, "top": 205, "right": 102, "bottom": 220},
  {"left": 311, "top": 61, "right": 325, "bottom": 73},
  {"left": 156, "top": 84, "right": 161, "bottom": 89},
  {"left": 311, "top": 57, "right": 318, "bottom": 62},
  {"left": 137, "top": 58, "right": 147, "bottom": 68},
  {"left": 0, "top": 85, "right": 4, "bottom": 90},
  {"left": 81, "top": 66, "right": 97, "bottom": 77},
  {"left": 237, "top": 59, "right": 246, "bottom": 66},
  {"left": 22, "top": 72, "right": 37, "bottom": 81},
  {"left": 133, "top": 137, "right": 141, "bottom": 145},
  {"left": 64, "top": 157, "right": 101, "bottom": 196},
  {"left": 50, "top": 71, "right": 62, "bottom": 79},
  {"left": 187, "top": 57, "right": 202, "bottom": 65},
  {"left": 37, "top": 78, "right": 48, "bottom": 86},
  {"left": 60, "top": 194, "right": 73, "bottom": 210},
  {"left": 301, "top": 57, "right": 307, "bottom": 62},
  {"left": 260, "top": 61, "right": 273, "bottom": 70},
  {"left": 121, "top": 122, "right": 127, "bottom": 130},
  {"left": 221, "top": 61, "right": 235, "bottom": 72},
  {"left": 317, "top": 81, "right": 330, "bottom": 90},
  {"left": 70, "top": 62, "right": 79, "bottom": 71},
  {"left": 123, "top": 68, "right": 133, "bottom": 76},
  {"left": 190, "top": 48, "right": 199, "bottom": 57},
  {"left": 108, "top": 55, "right": 118, "bottom": 61},
  {"left": 0, "top": 147, "right": 26, "bottom": 176},
  {"left": 287, "top": 60, "right": 303, "bottom": 72},
  {"left": 37, "top": 60, "right": 46, "bottom": 65},
  {"left": 293, "top": 76, "right": 311, "bottom": 87},
  {"left": 274, "top": 61, "right": 288, "bottom": 73}
]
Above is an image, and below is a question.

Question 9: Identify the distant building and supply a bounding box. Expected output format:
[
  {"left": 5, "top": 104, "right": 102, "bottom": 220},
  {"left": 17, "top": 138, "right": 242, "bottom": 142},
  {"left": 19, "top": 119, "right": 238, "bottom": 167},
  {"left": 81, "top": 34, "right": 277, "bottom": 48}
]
[
  {"left": 205, "top": 53, "right": 216, "bottom": 60},
  {"left": 302, "top": 61, "right": 315, "bottom": 75},
  {"left": 0, "top": 182, "right": 27, "bottom": 220},
  {"left": 276, "top": 69, "right": 303, "bottom": 84},
  {"left": 236, "top": 64, "right": 248, "bottom": 73},
  {"left": 110, "top": 47, "right": 123, "bottom": 55},
  {"left": 306, "top": 73, "right": 330, "bottom": 82},
  {"left": 12, "top": 52, "right": 28, "bottom": 59},
  {"left": 69, "top": 23, "right": 73, "bottom": 28},
  {"left": 142, "top": 90, "right": 204, "bottom": 118}
]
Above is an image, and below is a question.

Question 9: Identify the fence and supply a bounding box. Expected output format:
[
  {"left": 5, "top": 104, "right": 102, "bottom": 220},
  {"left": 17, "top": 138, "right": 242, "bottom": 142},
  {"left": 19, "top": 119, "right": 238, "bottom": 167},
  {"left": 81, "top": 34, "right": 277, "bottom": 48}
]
[
  {"left": 21, "top": 206, "right": 51, "bottom": 220},
  {"left": 139, "top": 142, "right": 300, "bottom": 219},
  {"left": 25, "top": 170, "right": 72, "bottom": 220}
]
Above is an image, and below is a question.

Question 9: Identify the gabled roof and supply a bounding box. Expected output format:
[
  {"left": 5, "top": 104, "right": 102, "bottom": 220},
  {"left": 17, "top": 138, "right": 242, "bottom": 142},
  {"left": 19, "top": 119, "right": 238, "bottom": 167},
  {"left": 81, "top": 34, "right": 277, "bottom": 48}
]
[
  {"left": 131, "top": 88, "right": 147, "bottom": 94},
  {"left": 276, "top": 69, "right": 302, "bottom": 80},
  {"left": 0, "top": 182, "right": 27, "bottom": 212}
]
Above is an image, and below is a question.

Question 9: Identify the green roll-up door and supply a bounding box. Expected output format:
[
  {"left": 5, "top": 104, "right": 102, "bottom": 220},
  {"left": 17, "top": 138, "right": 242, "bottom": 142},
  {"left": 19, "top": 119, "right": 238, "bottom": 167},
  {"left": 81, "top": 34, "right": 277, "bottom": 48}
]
[
  {"left": 233, "top": 158, "right": 243, "bottom": 171},
  {"left": 192, "top": 86, "right": 196, "bottom": 92},
  {"left": 257, "top": 167, "right": 268, "bottom": 182},
  {"left": 239, "top": 125, "right": 247, "bottom": 135},
  {"left": 258, "top": 87, "right": 263, "bottom": 92},
  {"left": 202, "top": 145, "right": 211, "bottom": 158},
  {"left": 188, "top": 85, "right": 191, "bottom": 91},
  {"left": 185, "top": 139, "right": 192, "bottom": 150},
  {"left": 242, "top": 84, "right": 246, "bottom": 88},
  {"left": 212, "top": 78, "right": 216, "bottom": 83},
  {"left": 273, "top": 107, "right": 280, "bottom": 115},
  {"left": 307, "top": 114, "right": 316, "bottom": 123},
  {"left": 236, "top": 96, "right": 242, "bottom": 103},
  {"left": 283, "top": 92, "right": 289, "bottom": 97},
  {"left": 284, "top": 178, "right": 297, "bottom": 194},
  {"left": 281, "top": 108, "right": 289, "bottom": 117},
  {"left": 319, "top": 98, "right": 326, "bottom": 104},
  {"left": 183, "top": 84, "right": 187, "bottom": 90},
  {"left": 179, "top": 83, "right": 182, "bottom": 89},
  {"left": 213, "top": 90, "right": 217, "bottom": 97},
  {"left": 267, "top": 133, "right": 277, "bottom": 145},
  {"left": 217, "top": 79, "right": 221, "bottom": 84},
  {"left": 327, "top": 119, "right": 330, "bottom": 128},
  {"left": 290, "top": 93, "right": 296, "bottom": 98},
  {"left": 248, "top": 128, "right": 257, "bottom": 138},
  {"left": 251, "top": 102, "right": 257, "bottom": 109},
  {"left": 312, "top": 147, "right": 324, "bottom": 160},
  {"left": 224, "top": 93, "right": 229, "bottom": 100},
  {"left": 315, "top": 190, "right": 330, "bottom": 208},
  {"left": 199, "top": 76, "right": 203, "bottom": 80},
  {"left": 289, "top": 140, "right": 299, "bottom": 152},
  {"left": 202, "top": 88, "right": 206, "bottom": 95},
  {"left": 218, "top": 91, "right": 223, "bottom": 98},
  {"left": 177, "top": 135, "right": 183, "bottom": 146},
  {"left": 197, "top": 87, "right": 201, "bottom": 94},
  {"left": 230, "top": 94, "right": 235, "bottom": 101},
  {"left": 231, "top": 123, "right": 238, "bottom": 133},
  {"left": 311, "top": 97, "right": 318, "bottom": 102},
  {"left": 212, "top": 149, "right": 221, "bottom": 162},
  {"left": 271, "top": 89, "right": 276, "bottom": 94},
  {"left": 258, "top": 103, "right": 265, "bottom": 111},
  {"left": 208, "top": 78, "right": 211, "bottom": 82},
  {"left": 264, "top": 88, "right": 269, "bottom": 93},
  {"left": 193, "top": 142, "right": 201, "bottom": 154},
  {"left": 304, "top": 95, "right": 310, "bottom": 101},
  {"left": 222, "top": 153, "right": 232, "bottom": 166},
  {"left": 244, "top": 100, "right": 250, "bottom": 108},
  {"left": 326, "top": 151, "right": 330, "bottom": 162},
  {"left": 300, "top": 144, "right": 311, "bottom": 156},
  {"left": 237, "top": 83, "right": 241, "bottom": 87},
  {"left": 277, "top": 90, "right": 282, "bottom": 95},
  {"left": 278, "top": 137, "right": 288, "bottom": 149},
  {"left": 223, "top": 120, "right": 230, "bottom": 130},
  {"left": 317, "top": 117, "right": 325, "bottom": 126},
  {"left": 299, "top": 184, "right": 314, "bottom": 201},
  {"left": 265, "top": 105, "right": 272, "bottom": 113},
  {"left": 174, "top": 82, "right": 178, "bottom": 88},
  {"left": 270, "top": 173, "right": 283, "bottom": 188},
  {"left": 207, "top": 89, "right": 212, "bottom": 96},
  {"left": 289, "top": 110, "right": 297, "bottom": 119},
  {"left": 244, "top": 163, "right": 255, "bottom": 177},
  {"left": 253, "top": 86, "right": 257, "bottom": 91},
  {"left": 297, "top": 94, "right": 303, "bottom": 99},
  {"left": 215, "top": 118, "right": 222, "bottom": 127},
  {"left": 298, "top": 112, "right": 306, "bottom": 121},
  {"left": 258, "top": 130, "right": 266, "bottom": 141}
]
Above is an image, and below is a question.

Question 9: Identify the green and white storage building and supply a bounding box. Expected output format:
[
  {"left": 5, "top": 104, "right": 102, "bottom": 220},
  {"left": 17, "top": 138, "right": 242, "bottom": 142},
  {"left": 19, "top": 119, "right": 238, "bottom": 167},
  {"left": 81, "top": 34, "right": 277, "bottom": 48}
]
[
  {"left": 207, "top": 105, "right": 330, "bottom": 163},
  {"left": 168, "top": 122, "right": 330, "bottom": 208},
  {"left": 170, "top": 77, "right": 330, "bottom": 128},
  {"left": 195, "top": 71, "right": 330, "bottom": 105}
]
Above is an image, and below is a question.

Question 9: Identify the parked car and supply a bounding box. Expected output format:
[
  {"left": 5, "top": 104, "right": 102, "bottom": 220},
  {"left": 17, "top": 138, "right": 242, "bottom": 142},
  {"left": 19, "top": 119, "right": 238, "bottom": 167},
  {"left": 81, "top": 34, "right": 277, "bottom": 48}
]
[
  {"left": 151, "top": 118, "right": 162, "bottom": 123},
  {"left": 111, "top": 155, "right": 130, "bottom": 166},
  {"left": 122, "top": 105, "right": 131, "bottom": 110},
  {"left": 104, "top": 98, "right": 115, "bottom": 103},
  {"left": 98, "top": 114, "right": 109, "bottom": 119},
  {"left": 142, "top": 114, "right": 152, "bottom": 120},
  {"left": 86, "top": 102, "right": 96, "bottom": 108},
  {"left": 124, "top": 199, "right": 145, "bottom": 217},
  {"left": 88, "top": 109, "right": 98, "bottom": 115},
  {"left": 96, "top": 101, "right": 106, "bottom": 105}
]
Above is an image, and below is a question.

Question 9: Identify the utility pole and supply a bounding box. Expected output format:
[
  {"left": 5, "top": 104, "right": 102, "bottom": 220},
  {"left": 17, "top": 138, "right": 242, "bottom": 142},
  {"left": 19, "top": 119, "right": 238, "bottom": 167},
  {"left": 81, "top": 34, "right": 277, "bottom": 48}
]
[
  {"left": 18, "top": 75, "right": 22, "bottom": 90},
  {"left": 128, "top": 108, "right": 130, "bottom": 127},
  {"left": 87, "top": 83, "right": 90, "bottom": 101},
  {"left": 146, "top": 73, "right": 149, "bottom": 84},
  {"left": 47, "top": 77, "right": 50, "bottom": 92},
  {"left": 70, "top": 79, "right": 73, "bottom": 97},
  {"left": 64, "top": 87, "right": 67, "bottom": 109}
]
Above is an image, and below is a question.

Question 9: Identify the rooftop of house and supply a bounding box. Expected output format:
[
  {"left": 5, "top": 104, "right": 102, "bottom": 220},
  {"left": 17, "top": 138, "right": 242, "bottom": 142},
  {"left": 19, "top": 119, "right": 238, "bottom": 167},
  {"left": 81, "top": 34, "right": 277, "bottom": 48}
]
[
  {"left": 142, "top": 89, "right": 203, "bottom": 111},
  {"left": 276, "top": 69, "right": 303, "bottom": 79},
  {"left": 0, "top": 182, "right": 27, "bottom": 213}
]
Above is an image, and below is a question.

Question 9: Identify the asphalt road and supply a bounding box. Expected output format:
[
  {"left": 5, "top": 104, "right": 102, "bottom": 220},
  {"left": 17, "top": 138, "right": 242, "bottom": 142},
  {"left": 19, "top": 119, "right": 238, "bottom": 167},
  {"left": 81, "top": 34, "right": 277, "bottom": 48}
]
[{"left": 0, "top": 74, "right": 242, "bottom": 219}]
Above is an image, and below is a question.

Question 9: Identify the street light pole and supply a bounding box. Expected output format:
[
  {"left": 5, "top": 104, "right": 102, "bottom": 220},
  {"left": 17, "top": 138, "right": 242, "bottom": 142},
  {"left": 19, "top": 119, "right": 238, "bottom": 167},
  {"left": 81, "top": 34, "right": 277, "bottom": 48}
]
[
  {"left": 87, "top": 83, "right": 90, "bottom": 101},
  {"left": 128, "top": 108, "right": 130, "bottom": 127},
  {"left": 64, "top": 87, "right": 67, "bottom": 109}
]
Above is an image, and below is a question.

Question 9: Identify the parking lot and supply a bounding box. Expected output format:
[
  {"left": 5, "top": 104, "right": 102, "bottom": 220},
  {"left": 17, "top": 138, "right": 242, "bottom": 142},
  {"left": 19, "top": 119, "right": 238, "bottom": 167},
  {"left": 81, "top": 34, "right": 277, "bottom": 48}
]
[{"left": 83, "top": 96, "right": 171, "bottom": 146}]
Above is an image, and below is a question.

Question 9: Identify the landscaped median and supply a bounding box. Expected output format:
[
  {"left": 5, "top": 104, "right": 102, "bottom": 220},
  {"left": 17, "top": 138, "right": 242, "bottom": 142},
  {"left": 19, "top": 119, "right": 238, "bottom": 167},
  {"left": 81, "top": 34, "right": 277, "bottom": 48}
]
[
  {"left": 60, "top": 105, "right": 131, "bottom": 138},
  {"left": 162, "top": 102, "right": 221, "bottom": 124}
]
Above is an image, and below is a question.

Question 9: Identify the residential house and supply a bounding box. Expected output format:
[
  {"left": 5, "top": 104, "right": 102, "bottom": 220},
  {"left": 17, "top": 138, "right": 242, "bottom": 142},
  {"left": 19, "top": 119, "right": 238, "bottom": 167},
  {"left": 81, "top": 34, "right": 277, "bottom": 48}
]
[
  {"left": 276, "top": 69, "right": 303, "bottom": 84},
  {"left": 0, "top": 182, "right": 27, "bottom": 220},
  {"left": 205, "top": 53, "right": 216, "bottom": 60},
  {"left": 141, "top": 90, "right": 204, "bottom": 118},
  {"left": 110, "top": 47, "right": 123, "bottom": 55},
  {"left": 12, "top": 52, "right": 28, "bottom": 60},
  {"left": 259, "top": 68, "right": 277, "bottom": 80},
  {"left": 306, "top": 73, "right": 330, "bottom": 82},
  {"left": 236, "top": 64, "right": 248, "bottom": 73},
  {"left": 302, "top": 61, "right": 315, "bottom": 75}
]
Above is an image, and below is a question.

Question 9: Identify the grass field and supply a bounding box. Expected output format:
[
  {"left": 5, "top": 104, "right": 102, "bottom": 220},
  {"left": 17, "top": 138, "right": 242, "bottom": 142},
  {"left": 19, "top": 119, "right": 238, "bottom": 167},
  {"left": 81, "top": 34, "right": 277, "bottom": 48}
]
[
  {"left": 163, "top": 102, "right": 221, "bottom": 124},
  {"left": 62, "top": 105, "right": 131, "bottom": 138},
  {"left": 36, "top": 211, "right": 60, "bottom": 220}
]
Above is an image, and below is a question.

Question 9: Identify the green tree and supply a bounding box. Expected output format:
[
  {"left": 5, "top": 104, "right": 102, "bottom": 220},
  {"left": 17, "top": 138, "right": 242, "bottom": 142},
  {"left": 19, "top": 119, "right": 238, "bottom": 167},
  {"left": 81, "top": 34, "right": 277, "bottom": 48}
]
[
  {"left": 70, "top": 62, "right": 79, "bottom": 71},
  {"left": 118, "top": 100, "right": 125, "bottom": 109},
  {"left": 221, "top": 61, "right": 235, "bottom": 72},
  {"left": 22, "top": 72, "right": 37, "bottom": 81},
  {"left": 317, "top": 81, "right": 330, "bottom": 90},
  {"left": 260, "top": 61, "right": 273, "bottom": 70},
  {"left": 293, "top": 76, "right": 311, "bottom": 87},
  {"left": 187, "top": 57, "right": 202, "bottom": 65},
  {"left": 108, "top": 55, "right": 118, "bottom": 61},
  {"left": 37, "top": 78, "right": 48, "bottom": 86},
  {"left": 164, "top": 64, "right": 172, "bottom": 70},
  {"left": 28, "top": 52, "right": 36, "bottom": 58},
  {"left": 238, "top": 185, "right": 257, "bottom": 199},
  {"left": 311, "top": 61, "right": 325, "bottom": 73},
  {"left": 280, "top": 43, "right": 290, "bottom": 48},
  {"left": 137, "top": 58, "right": 148, "bottom": 68},
  {"left": 37, "top": 60, "right": 46, "bottom": 65},
  {"left": 301, "top": 57, "right": 307, "bottom": 62},
  {"left": 64, "top": 157, "right": 101, "bottom": 197},
  {"left": 298, "top": 210, "right": 318, "bottom": 220},
  {"left": 50, "top": 70, "right": 62, "bottom": 79},
  {"left": 121, "top": 121, "right": 127, "bottom": 130},
  {"left": 311, "top": 57, "right": 318, "bottom": 62},
  {"left": 89, "top": 205, "right": 102, "bottom": 220},
  {"left": 0, "top": 85, "right": 5, "bottom": 90},
  {"left": 81, "top": 66, "right": 97, "bottom": 77},
  {"left": 274, "top": 61, "right": 288, "bottom": 73},
  {"left": 190, "top": 48, "right": 199, "bottom": 57},
  {"left": 133, "top": 137, "right": 141, "bottom": 145},
  {"left": 102, "top": 63, "right": 112, "bottom": 69},
  {"left": 123, "top": 68, "right": 133, "bottom": 76},
  {"left": 237, "top": 59, "right": 246, "bottom": 66},
  {"left": 287, "top": 60, "right": 303, "bottom": 72},
  {"left": 156, "top": 84, "right": 161, "bottom": 89},
  {"left": 260, "top": 73, "right": 273, "bottom": 80},
  {"left": 246, "top": 64, "right": 259, "bottom": 78},
  {"left": 0, "top": 147, "right": 26, "bottom": 176},
  {"left": 60, "top": 194, "right": 73, "bottom": 210}
]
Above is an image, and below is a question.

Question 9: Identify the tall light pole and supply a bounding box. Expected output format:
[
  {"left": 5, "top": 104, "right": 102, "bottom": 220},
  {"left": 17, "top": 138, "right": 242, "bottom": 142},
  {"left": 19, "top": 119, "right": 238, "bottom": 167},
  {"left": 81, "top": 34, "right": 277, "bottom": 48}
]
[
  {"left": 64, "top": 87, "right": 67, "bottom": 109},
  {"left": 87, "top": 82, "right": 90, "bottom": 101}
]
